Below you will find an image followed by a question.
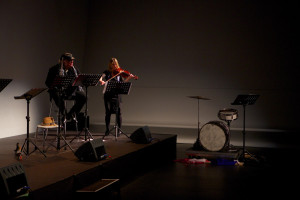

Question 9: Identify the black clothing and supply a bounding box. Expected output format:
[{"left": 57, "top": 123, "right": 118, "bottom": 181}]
[
  {"left": 45, "top": 64, "right": 86, "bottom": 118},
  {"left": 102, "top": 70, "right": 122, "bottom": 133}
]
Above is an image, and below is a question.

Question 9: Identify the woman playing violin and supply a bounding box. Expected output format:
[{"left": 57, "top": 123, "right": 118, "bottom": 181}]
[{"left": 99, "top": 58, "right": 136, "bottom": 136}]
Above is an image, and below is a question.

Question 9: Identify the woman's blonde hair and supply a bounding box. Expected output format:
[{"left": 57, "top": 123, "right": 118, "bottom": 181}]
[{"left": 108, "top": 58, "right": 120, "bottom": 72}]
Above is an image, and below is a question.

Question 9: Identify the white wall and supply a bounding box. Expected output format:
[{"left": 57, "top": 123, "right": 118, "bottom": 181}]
[
  {"left": 83, "top": 0, "right": 299, "bottom": 132},
  {"left": 0, "top": 0, "right": 298, "bottom": 140},
  {"left": 0, "top": 0, "right": 89, "bottom": 138}
]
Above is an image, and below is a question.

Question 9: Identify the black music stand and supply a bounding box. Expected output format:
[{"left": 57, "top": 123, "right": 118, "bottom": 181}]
[
  {"left": 15, "top": 88, "right": 47, "bottom": 157},
  {"left": 103, "top": 81, "right": 132, "bottom": 140},
  {"left": 50, "top": 76, "right": 75, "bottom": 151},
  {"left": 70, "top": 74, "right": 101, "bottom": 142},
  {"left": 0, "top": 79, "right": 12, "bottom": 93},
  {"left": 231, "top": 94, "right": 259, "bottom": 162}
]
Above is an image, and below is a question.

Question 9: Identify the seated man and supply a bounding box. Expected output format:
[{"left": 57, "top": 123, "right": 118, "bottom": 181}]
[{"left": 45, "top": 53, "right": 86, "bottom": 121}]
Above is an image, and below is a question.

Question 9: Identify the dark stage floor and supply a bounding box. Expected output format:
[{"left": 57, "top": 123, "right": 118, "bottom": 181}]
[
  {"left": 121, "top": 144, "right": 299, "bottom": 200},
  {"left": 0, "top": 130, "right": 299, "bottom": 200}
]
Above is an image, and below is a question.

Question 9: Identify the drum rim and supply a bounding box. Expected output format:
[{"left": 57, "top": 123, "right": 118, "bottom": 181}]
[
  {"left": 218, "top": 108, "right": 238, "bottom": 121},
  {"left": 219, "top": 108, "right": 238, "bottom": 113}
]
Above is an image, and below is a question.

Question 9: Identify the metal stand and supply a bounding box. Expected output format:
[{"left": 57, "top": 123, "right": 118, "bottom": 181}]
[
  {"left": 187, "top": 96, "right": 211, "bottom": 150},
  {"left": 108, "top": 95, "right": 128, "bottom": 139},
  {"left": 231, "top": 94, "right": 259, "bottom": 162},
  {"left": 15, "top": 88, "right": 47, "bottom": 157},
  {"left": 224, "top": 120, "right": 238, "bottom": 152},
  {"left": 218, "top": 108, "right": 239, "bottom": 151},
  {"left": 70, "top": 74, "right": 101, "bottom": 142},
  {"left": 50, "top": 76, "right": 75, "bottom": 152},
  {"left": 102, "top": 81, "right": 132, "bottom": 140}
]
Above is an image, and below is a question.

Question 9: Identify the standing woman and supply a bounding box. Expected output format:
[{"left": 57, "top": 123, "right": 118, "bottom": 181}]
[{"left": 99, "top": 58, "right": 134, "bottom": 135}]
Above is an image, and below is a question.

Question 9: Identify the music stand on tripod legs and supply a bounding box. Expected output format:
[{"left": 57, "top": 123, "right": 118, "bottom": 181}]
[
  {"left": 102, "top": 81, "right": 132, "bottom": 140},
  {"left": 50, "top": 76, "right": 75, "bottom": 152},
  {"left": 231, "top": 94, "right": 259, "bottom": 162},
  {"left": 70, "top": 74, "right": 101, "bottom": 142},
  {"left": 15, "top": 88, "right": 47, "bottom": 157}
]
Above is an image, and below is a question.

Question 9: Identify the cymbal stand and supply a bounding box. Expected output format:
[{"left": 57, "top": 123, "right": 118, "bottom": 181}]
[
  {"left": 188, "top": 96, "right": 210, "bottom": 150},
  {"left": 193, "top": 98, "right": 202, "bottom": 149}
]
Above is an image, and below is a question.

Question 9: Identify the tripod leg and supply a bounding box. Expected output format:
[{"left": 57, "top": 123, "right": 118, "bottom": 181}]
[
  {"left": 21, "top": 139, "right": 28, "bottom": 155},
  {"left": 70, "top": 123, "right": 94, "bottom": 143},
  {"left": 69, "top": 118, "right": 81, "bottom": 143},
  {"left": 85, "top": 128, "right": 93, "bottom": 140},
  {"left": 105, "top": 125, "right": 118, "bottom": 140},
  {"left": 115, "top": 125, "right": 118, "bottom": 139},
  {"left": 118, "top": 127, "right": 130, "bottom": 139},
  {"left": 63, "top": 116, "right": 67, "bottom": 150},
  {"left": 28, "top": 138, "right": 47, "bottom": 157},
  {"left": 60, "top": 134, "right": 74, "bottom": 153},
  {"left": 21, "top": 138, "right": 47, "bottom": 157}
]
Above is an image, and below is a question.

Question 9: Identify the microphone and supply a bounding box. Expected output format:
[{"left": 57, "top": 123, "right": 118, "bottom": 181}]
[
  {"left": 59, "top": 68, "right": 64, "bottom": 77},
  {"left": 59, "top": 58, "right": 64, "bottom": 77},
  {"left": 72, "top": 66, "right": 78, "bottom": 77}
]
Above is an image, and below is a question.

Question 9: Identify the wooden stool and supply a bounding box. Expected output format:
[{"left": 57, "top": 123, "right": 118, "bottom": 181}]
[{"left": 35, "top": 124, "right": 58, "bottom": 152}]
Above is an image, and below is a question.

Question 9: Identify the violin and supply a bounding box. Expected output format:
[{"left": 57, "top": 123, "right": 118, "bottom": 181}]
[{"left": 112, "top": 68, "right": 139, "bottom": 80}]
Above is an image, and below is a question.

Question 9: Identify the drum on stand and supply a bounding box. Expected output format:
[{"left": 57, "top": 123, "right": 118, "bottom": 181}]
[
  {"left": 217, "top": 108, "right": 238, "bottom": 151},
  {"left": 218, "top": 108, "right": 238, "bottom": 121},
  {"left": 199, "top": 121, "right": 229, "bottom": 152}
]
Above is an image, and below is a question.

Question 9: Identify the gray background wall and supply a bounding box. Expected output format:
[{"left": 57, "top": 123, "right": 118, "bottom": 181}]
[
  {"left": 0, "top": 0, "right": 89, "bottom": 137},
  {"left": 1, "top": 1, "right": 298, "bottom": 146}
]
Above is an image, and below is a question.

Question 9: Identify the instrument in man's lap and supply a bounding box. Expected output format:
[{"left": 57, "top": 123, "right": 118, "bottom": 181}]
[
  {"left": 199, "top": 121, "right": 229, "bottom": 152},
  {"left": 218, "top": 108, "right": 238, "bottom": 121}
]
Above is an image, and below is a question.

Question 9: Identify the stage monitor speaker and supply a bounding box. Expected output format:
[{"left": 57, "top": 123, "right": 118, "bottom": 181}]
[
  {"left": 130, "top": 126, "right": 152, "bottom": 144},
  {"left": 0, "top": 163, "right": 28, "bottom": 198},
  {"left": 75, "top": 138, "right": 106, "bottom": 162}
]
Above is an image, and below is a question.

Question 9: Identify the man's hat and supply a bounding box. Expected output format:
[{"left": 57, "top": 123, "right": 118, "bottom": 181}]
[
  {"left": 60, "top": 53, "right": 75, "bottom": 61},
  {"left": 41, "top": 117, "right": 57, "bottom": 126}
]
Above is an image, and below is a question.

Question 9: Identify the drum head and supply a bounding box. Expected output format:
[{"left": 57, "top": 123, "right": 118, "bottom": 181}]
[{"left": 199, "top": 122, "right": 227, "bottom": 151}]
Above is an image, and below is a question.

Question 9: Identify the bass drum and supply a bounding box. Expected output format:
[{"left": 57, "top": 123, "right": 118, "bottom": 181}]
[{"left": 199, "top": 121, "right": 229, "bottom": 152}]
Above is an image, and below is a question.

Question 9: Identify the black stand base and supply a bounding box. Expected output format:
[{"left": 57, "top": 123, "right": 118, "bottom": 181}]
[
  {"left": 70, "top": 83, "right": 95, "bottom": 143},
  {"left": 21, "top": 137, "right": 47, "bottom": 157},
  {"left": 70, "top": 127, "right": 93, "bottom": 143},
  {"left": 192, "top": 138, "right": 202, "bottom": 150},
  {"left": 238, "top": 148, "right": 259, "bottom": 164},
  {"left": 103, "top": 125, "right": 130, "bottom": 140}
]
